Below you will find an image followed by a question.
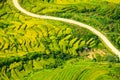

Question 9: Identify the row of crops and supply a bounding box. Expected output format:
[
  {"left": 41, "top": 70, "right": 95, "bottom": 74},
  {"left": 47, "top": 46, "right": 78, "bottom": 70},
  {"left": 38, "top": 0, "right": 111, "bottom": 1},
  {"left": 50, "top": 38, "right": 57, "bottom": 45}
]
[
  {"left": 0, "top": 56, "right": 120, "bottom": 80},
  {"left": 0, "top": 56, "right": 55, "bottom": 80},
  {"left": 0, "top": 18, "right": 102, "bottom": 57},
  {"left": 28, "top": 59, "right": 120, "bottom": 80},
  {"left": 20, "top": 0, "right": 120, "bottom": 49}
]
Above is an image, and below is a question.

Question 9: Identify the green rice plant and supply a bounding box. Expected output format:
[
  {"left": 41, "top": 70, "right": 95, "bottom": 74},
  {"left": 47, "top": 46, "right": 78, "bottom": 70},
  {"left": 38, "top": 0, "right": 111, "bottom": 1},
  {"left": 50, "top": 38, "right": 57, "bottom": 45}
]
[
  {"left": 24, "top": 60, "right": 33, "bottom": 74},
  {"left": 10, "top": 69, "right": 20, "bottom": 80},
  {"left": 0, "top": 66, "right": 9, "bottom": 80}
]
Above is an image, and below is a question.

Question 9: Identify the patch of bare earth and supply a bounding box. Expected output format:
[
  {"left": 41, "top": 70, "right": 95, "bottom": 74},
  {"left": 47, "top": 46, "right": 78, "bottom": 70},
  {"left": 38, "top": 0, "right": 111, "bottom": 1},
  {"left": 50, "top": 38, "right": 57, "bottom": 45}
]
[{"left": 87, "top": 49, "right": 107, "bottom": 59}]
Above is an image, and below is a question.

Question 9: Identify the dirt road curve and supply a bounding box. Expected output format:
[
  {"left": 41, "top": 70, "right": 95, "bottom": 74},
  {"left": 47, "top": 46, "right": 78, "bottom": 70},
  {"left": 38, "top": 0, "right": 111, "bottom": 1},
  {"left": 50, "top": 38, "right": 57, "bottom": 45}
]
[{"left": 13, "top": 0, "right": 120, "bottom": 58}]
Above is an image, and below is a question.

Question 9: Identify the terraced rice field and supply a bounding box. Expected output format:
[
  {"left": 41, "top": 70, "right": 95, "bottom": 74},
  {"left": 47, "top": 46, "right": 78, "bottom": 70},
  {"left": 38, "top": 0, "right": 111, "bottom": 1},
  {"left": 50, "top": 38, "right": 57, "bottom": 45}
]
[
  {"left": 0, "top": 1, "right": 104, "bottom": 58},
  {"left": 0, "top": 0, "right": 120, "bottom": 80},
  {"left": 28, "top": 60, "right": 120, "bottom": 80},
  {"left": 0, "top": 17, "right": 102, "bottom": 57},
  {"left": 20, "top": 0, "right": 120, "bottom": 50},
  {"left": 1, "top": 57, "right": 120, "bottom": 80}
]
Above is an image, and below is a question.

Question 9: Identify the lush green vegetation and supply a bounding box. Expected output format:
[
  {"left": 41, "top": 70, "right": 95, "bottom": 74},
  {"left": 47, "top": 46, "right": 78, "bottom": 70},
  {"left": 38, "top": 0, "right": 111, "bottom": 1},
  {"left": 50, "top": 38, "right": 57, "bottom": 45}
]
[
  {"left": 0, "top": 55, "right": 119, "bottom": 80},
  {"left": 0, "top": 0, "right": 107, "bottom": 57},
  {"left": 0, "top": 0, "right": 120, "bottom": 80},
  {"left": 20, "top": 0, "right": 120, "bottom": 49},
  {"left": 29, "top": 58, "right": 120, "bottom": 80}
]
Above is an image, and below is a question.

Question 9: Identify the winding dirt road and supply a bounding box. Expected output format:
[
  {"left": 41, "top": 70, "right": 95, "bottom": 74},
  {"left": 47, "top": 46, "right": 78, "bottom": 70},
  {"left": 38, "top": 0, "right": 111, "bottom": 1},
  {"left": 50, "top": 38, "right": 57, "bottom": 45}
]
[{"left": 13, "top": 0, "right": 120, "bottom": 58}]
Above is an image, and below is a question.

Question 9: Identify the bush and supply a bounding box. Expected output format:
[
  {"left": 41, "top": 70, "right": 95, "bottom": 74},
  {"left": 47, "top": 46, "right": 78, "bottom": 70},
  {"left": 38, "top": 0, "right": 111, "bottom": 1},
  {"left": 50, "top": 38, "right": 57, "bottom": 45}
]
[{"left": 103, "top": 54, "right": 119, "bottom": 62}]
